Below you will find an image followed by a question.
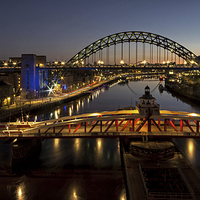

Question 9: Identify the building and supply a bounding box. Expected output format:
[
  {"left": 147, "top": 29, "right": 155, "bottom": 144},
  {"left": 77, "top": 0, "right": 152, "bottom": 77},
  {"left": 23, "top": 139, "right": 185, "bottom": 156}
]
[
  {"left": 136, "top": 85, "right": 160, "bottom": 116},
  {"left": 0, "top": 80, "right": 14, "bottom": 107},
  {"left": 21, "top": 54, "right": 47, "bottom": 98}
]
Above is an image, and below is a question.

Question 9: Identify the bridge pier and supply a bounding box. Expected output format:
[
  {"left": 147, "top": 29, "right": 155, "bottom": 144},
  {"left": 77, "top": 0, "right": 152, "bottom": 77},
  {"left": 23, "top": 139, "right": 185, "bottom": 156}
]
[
  {"left": 142, "top": 135, "right": 148, "bottom": 143},
  {"left": 123, "top": 138, "right": 130, "bottom": 152}
]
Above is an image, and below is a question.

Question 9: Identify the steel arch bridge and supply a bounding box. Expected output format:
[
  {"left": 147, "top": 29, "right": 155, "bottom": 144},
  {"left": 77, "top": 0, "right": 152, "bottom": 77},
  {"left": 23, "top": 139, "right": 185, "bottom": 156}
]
[{"left": 66, "top": 31, "right": 198, "bottom": 66}]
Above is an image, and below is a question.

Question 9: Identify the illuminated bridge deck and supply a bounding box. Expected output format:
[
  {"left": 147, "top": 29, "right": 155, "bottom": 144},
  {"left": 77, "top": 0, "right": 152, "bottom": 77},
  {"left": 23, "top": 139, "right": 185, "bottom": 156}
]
[{"left": 1, "top": 110, "right": 200, "bottom": 139}]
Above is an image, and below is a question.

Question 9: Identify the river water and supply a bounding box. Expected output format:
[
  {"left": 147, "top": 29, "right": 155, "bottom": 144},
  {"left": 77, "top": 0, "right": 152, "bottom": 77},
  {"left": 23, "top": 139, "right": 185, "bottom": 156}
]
[{"left": 1, "top": 78, "right": 200, "bottom": 200}]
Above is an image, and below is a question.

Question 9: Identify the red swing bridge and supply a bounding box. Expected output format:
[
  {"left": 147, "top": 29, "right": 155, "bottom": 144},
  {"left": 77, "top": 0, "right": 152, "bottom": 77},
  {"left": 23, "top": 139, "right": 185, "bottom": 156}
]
[
  {"left": 1, "top": 109, "right": 200, "bottom": 140},
  {"left": 1, "top": 86, "right": 200, "bottom": 140}
]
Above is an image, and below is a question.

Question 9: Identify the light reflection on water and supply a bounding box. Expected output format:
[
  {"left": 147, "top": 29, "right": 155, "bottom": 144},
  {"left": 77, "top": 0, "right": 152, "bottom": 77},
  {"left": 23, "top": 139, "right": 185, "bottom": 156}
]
[
  {"left": 32, "top": 79, "right": 200, "bottom": 121},
  {"left": 173, "top": 138, "right": 200, "bottom": 169},
  {"left": 34, "top": 78, "right": 200, "bottom": 172},
  {"left": 0, "top": 138, "right": 124, "bottom": 200},
  {"left": 2, "top": 79, "right": 200, "bottom": 199},
  {"left": 36, "top": 138, "right": 122, "bottom": 170}
]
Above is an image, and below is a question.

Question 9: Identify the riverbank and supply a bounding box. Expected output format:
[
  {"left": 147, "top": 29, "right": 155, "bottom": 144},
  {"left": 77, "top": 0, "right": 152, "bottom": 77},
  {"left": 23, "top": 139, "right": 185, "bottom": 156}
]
[
  {"left": 165, "top": 78, "right": 200, "bottom": 104},
  {"left": 0, "top": 76, "right": 120, "bottom": 122}
]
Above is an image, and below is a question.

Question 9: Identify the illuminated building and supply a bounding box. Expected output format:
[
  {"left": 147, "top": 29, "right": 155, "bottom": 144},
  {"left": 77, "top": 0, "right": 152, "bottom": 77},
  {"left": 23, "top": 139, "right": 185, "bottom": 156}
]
[{"left": 21, "top": 54, "right": 47, "bottom": 98}]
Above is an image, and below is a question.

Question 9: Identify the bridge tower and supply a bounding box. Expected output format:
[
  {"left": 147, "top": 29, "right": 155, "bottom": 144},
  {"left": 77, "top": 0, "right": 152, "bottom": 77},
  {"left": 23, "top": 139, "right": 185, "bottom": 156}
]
[{"left": 136, "top": 86, "right": 160, "bottom": 116}]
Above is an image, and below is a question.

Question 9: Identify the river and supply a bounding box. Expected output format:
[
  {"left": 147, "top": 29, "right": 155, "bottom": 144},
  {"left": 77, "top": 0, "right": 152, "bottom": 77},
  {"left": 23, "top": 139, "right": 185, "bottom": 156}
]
[{"left": 0, "top": 78, "right": 200, "bottom": 200}]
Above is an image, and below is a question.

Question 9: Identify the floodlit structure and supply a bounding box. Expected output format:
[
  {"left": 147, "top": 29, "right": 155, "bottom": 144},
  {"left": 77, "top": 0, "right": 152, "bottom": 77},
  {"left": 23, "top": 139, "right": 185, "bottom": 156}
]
[{"left": 136, "top": 85, "right": 160, "bottom": 116}]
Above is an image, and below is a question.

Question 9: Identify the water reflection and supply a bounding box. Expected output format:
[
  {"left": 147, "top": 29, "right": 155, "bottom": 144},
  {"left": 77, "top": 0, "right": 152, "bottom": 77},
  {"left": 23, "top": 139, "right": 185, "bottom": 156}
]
[
  {"left": 16, "top": 182, "right": 25, "bottom": 200},
  {"left": 97, "top": 138, "right": 102, "bottom": 149},
  {"left": 174, "top": 138, "right": 200, "bottom": 169},
  {"left": 54, "top": 138, "right": 59, "bottom": 149},
  {"left": 75, "top": 138, "right": 80, "bottom": 152},
  {"left": 97, "top": 138, "right": 103, "bottom": 158},
  {"left": 69, "top": 107, "right": 72, "bottom": 116},
  {"left": 82, "top": 100, "right": 84, "bottom": 107},
  {"left": 76, "top": 104, "right": 79, "bottom": 113},
  {"left": 17, "top": 188, "right": 22, "bottom": 199},
  {"left": 73, "top": 190, "right": 77, "bottom": 199},
  {"left": 6, "top": 78, "right": 200, "bottom": 199},
  {"left": 187, "top": 139, "right": 195, "bottom": 163}
]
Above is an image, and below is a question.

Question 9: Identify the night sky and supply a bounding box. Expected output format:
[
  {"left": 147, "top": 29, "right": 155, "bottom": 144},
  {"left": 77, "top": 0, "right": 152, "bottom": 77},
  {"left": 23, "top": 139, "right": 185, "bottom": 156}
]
[{"left": 0, "top": 0, "right": 200, "bottom": 62}]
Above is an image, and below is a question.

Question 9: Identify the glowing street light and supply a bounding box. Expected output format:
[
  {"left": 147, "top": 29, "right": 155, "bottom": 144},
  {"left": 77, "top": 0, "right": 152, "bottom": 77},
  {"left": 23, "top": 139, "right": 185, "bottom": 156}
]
[
  {"left": 98, "top": 60, "right": 104, "bottom": 65},
  {"left": 141, "top": 60, "right": 147, "bottom": 65},
  {"left": 120, "top": 60, "right": 124, "bottom": 65}
]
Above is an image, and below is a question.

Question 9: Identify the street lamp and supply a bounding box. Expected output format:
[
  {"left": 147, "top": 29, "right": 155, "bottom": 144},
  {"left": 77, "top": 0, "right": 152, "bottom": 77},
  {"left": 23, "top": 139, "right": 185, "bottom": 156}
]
[
  {"left": 141, "top": 60, "right": 147, "bottom": 66},
  {"left": 120, "top": 60, "right": 124, "bottom": 65},
  {"left": 98, "top": 60, "right": 104, "bottom": 65}
]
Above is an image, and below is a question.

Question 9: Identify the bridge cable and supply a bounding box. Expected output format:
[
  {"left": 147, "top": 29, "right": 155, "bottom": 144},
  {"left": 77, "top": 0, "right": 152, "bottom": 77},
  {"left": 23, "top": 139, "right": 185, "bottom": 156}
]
[
  {"left": 151, "top": 82, "right": 160, "bottom": 93},
  {"left": 126, "top": 83, "right": 137, "bottom": 94}
]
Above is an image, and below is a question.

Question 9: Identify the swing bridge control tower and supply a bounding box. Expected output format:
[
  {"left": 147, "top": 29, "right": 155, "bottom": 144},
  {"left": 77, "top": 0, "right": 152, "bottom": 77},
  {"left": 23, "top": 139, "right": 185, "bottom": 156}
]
[{"left": 136, "top": 85, "right": 160, "bottom": 116}]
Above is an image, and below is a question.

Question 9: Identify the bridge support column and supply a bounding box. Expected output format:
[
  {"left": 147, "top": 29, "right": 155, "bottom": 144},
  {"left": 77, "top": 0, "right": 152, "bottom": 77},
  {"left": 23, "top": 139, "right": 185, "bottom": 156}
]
[
  {"left": 115, "top": 119, "right": 118, "bottom": 132},
  {"left": 123, "top": 138, "right": 130, "bottom": 152},
  {"left": 197, "top": 121, "right": 199, "bottom": 133},
  {"left": 132, "top": 119, "right": 134, "bottom": 132},
  {"left": 100, "top": 121, "right": 102, "bottom": 132},
  {"left": 142, "top": 135, "right": 148, "bottom": 142},
  {"left": 148, "top": 119, "right": 151, "bottom": 132},
  {"left": 84, "top": 122, "right": 87, "bottom": 133},
  {"left": 164, "top": 119, "right": 167, "bottom": 131},
  {"left": 69, "top": 124, "right": 71, "bottom": 133},
  {"left": 180, "top": 120, "right": 183, "bottom": 132}
]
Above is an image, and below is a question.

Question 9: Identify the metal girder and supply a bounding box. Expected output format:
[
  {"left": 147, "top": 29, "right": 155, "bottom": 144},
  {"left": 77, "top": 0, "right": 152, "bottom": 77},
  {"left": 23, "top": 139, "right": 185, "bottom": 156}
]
[{"left": 67, "top": 31, "right": 197, "bottom": 66}]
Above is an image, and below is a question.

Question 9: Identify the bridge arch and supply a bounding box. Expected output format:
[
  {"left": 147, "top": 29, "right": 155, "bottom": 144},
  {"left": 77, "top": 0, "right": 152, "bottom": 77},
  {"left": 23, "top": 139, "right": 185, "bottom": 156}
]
[{"left": 67, "top": 31, "right": 197, "bottom": 66}]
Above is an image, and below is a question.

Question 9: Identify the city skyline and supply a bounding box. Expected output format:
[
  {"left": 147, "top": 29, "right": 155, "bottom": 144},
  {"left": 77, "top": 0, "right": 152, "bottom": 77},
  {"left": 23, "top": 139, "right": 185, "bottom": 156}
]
[{"left": 1, "top": 0, "right": 200, "bottom": 62}]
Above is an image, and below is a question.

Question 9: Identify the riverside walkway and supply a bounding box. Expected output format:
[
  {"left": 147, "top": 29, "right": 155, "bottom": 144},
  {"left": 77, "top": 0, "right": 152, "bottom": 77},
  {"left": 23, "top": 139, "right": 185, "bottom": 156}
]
[{"left": 0, "top": 76, "right": 119, "bottom": 121}]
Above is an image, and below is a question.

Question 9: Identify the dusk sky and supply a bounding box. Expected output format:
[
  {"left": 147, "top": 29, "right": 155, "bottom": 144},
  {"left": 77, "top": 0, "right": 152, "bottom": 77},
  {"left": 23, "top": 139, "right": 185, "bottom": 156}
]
[{"left": 0, "top": 0, "right": 200, "bottom": 62}]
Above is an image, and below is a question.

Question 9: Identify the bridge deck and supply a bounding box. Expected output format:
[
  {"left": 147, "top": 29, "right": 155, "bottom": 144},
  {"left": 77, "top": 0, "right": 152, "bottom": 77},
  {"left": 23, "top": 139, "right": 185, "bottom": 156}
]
[{"left": 1, "top": 109, "right": 200, "bottom": 139}]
